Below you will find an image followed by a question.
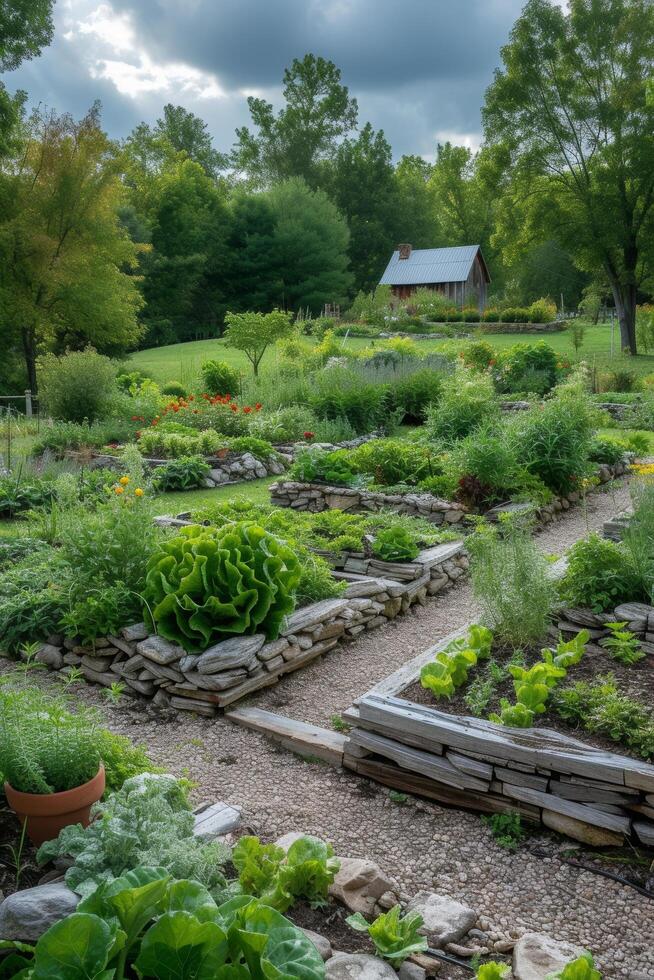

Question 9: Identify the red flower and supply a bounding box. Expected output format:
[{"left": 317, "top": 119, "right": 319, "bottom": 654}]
[
  {"left": 255, "top": 402, "right": 262, "bottom": 411},
  {"left": 188, "top": 395, "right": 194, "bottom": 402},
  {"left": 131, "top": 415, "right": 139, "bottom": 421},
  {"left": 230, "top": 404, "right": 238, "bottom": 412},
  {"left": 172, "top": 404, "right": 180, "bottom": 412},
  {"left": 243, "top": 406, "right": 252, "bottom": 414},
  {"left": 304, "top": 431, "right": 315, "bottom": 440}
]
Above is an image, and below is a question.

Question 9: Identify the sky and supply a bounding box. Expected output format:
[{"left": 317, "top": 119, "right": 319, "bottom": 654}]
[{"left": 3, "top": 0, "right": 554, "bottom": 160}]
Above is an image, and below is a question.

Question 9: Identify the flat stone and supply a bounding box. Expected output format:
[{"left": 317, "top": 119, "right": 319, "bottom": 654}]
[
  {"left": 326, "top": 953, "right": 397, "bottom": 978},
  {"left": 136, "top": 635, "right": 184, "bottom": 665},
  {"left": 398, "top": 963, "right": 427, "bottom": 980},
  {"left": 121, "top": 622, "right": 149, "bottom": 641},
  {"left": 405, "top": 891, "right": 476, "bottom": 947},
  {"left": 329, "top": 857, "right": 398, "bottom": 916},
  {"left": 513, "top": 933, "right": 587, "bottom": 980},
  {"left": 196, "top": 634, "right": 265, "bottom": 673},
  {"left": 192, "top": 801, "right": 242, "bottom": 839},
  {"left": 541, "top": 809, "right": 625, "bottom": 847},
  {"left": 0, "top": 882, "right": 79, "bottom": 942},
  {"left": 183, "top": 668, "right": 248, "bottom": 691},
  {"left": 301, "top": 927, "right": 333, "bottom": 961},
  {"left": 34, "top": 643, "right": 63, "bottom": 669}
]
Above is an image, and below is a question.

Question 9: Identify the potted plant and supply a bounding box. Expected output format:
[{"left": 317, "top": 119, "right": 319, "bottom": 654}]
[{"left": 0, "top": 678, "right": 106, "bottom": 845}]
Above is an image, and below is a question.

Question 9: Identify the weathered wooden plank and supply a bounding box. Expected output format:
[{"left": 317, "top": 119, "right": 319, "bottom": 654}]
[
  {"left": 445, "top": 750, "right": 493, "bottom": 782},
  {"left": 343, "top": 756, "right": 541, "bottom": 822},
  {"left": 549, "top": 780, "right": 633, "bottom": 807},
  {"left": 501, "top": 784, "right": 631, "bottom": 834},
  {"left": 632, "top": 820, "right": 654, "bottom": 846},
  {"left": 346, "top": 729, "right": 489, "bottom": 792},
  {"left": 343, "top": 713, "right": 444, "bottom": 755},
  {"left": 414, "top": 542, "right": 464, "bottom": 567},
  {"left": 493, "top": 767, "right": 549, "bottom": 792},
  {"left": 226, "top": 706, "right": 346, "bottom": 766}
]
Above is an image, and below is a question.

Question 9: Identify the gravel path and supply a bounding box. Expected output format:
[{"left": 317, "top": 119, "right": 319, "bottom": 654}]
[{"left": 5, "top": 479, "right": 653, "bottom": 978}]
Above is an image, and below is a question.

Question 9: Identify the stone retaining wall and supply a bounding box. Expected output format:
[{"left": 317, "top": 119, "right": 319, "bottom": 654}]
[
  {"left": 77, "top": 449, "right": 289, "bottom": 486},
  {"left": 558, "top": 601, "right": 654, "bottom": 656},
  {"left": 32, "top": 545, "right": 467, "bottom": 717},
  {"left": 269, "top": 482, "right": 467, "bottom": 526}
]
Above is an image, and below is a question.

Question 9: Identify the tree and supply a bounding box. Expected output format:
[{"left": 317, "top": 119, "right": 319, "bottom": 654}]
[
  {"left": 141, "top": 159, "right": 230, "bottom": 343},
  {"left": 0, "top": 0, "right": 54, "bottom": 156},
  {"left": 223, "top": 309, "right": 294, "bottom": 375},
  {"left": 233, "top": 54, "right": 358, "bottom": 187},
  {"left": 267, "top": 178, "right": 353, "bottom": 312},
  {"left": 0, "top": 105, "right": 143, "bottom": 391},
  {"left": 394, "top": 155, "right": 440, "bottom": 250},
  {"left": 329, "top": 123, "right": 400, "bottom": 291},
  {"left": 483, "top": 0, "right": 654, "bottom": 353},
  {"left": 223, "top": 194, "right": 282, "bottom": 313}
]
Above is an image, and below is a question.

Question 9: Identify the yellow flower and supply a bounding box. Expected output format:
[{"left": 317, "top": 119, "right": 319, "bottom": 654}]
[
  {"left": 119, "top": 475, "right": 130, "bottom": 485},
  {"left": 134, "top": 487, "right": 144, "bottom": 497},
  {"left": 114, "top": 485, "right": 125, "bottom": 495}
]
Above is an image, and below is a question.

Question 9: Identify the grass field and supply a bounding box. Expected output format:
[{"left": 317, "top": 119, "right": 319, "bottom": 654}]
[{"left": 128, "top": 322, "right": 654, "bottom": 385}]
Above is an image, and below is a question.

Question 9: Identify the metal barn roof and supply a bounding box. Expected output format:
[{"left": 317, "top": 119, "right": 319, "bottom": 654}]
[{"left": 379, "top": 245, "right": 486, "bottom": 286}]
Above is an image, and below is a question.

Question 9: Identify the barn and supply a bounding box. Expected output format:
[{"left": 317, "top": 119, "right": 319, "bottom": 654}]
[{"left": 379, "top": 243, "right": 490, "bottom": 309}]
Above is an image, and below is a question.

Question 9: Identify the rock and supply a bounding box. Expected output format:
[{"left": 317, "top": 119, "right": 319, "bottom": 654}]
[
  {"left": 329, "top": 857, "right": 399, "bottom": 916},
  {"left": 196, "top": 634, "right": 265, "bottom": 673},
  {"left": 326, "top": 953, "right": 397, "bottom": 978},
  {"left": 405, "top": 891, "right": 476, "bottom": 947},
  {"left": 0, "top": 882, "right": 79, "bottom": 942},
  {"left": 193, "top": 801, "right": 242, "bottom": 839},
  {"left": 407, "top": 953, "right": 441, "bottom": 976},
  {"left": 445, "top": 942, "right": 488, "bottom": 957},
  {"left": 121, "top": 622, "right": 149, "bottom": 641},
  {"left": 34, "top": 643, "right": 63, "bottom": 669},
  {"left": 136, "top": 635, "right": 184, "bottom": 665},
  {"left": 399, "top": 963, "right": 427, "bottom": 980},
  {"left": 542, "top": 810, "right": 624, "bottom": 847},
  {"left": 301, "top": 927, "right": 333, "bottom": 961},
  {"left": 513, "top": 933, "right": 587, "bottom": 980}
]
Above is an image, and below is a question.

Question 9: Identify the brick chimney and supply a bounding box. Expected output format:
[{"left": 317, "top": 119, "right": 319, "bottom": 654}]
[{"left": 398, "top": 243, "right": 412, "bottom": 260}]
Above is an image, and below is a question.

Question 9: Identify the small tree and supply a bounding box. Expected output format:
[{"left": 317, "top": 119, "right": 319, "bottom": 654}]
[
  {"left": 223, "top": 309, "right": 294, "bottom": 376},
  {"left": 568, "top": 320, "right": 586, "bottom": 354}
]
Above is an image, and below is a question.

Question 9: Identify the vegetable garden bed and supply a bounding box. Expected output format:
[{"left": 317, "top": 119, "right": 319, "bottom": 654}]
[{"left": 341, "top": 626, "right": 654, "bottom": 848}]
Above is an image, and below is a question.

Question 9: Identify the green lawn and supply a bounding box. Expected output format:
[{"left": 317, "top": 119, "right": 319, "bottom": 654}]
[
  {"left": 128, "top": 323, "right": 654, "bottom": 385},
  {"left": 153, "top": 475, "right": 276, "bottom": 515}
]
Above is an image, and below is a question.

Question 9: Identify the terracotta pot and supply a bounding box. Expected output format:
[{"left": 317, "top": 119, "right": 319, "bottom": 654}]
[{"left": 4, "top": 766, "right": 105, "bottom": 846}]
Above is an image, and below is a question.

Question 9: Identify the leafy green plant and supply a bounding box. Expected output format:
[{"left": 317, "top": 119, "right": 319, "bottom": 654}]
[
  {"left": 349, "top": 438, "right": 435, "bottom": 486},
  {"left": 38, "top": 774, "right": 227, "bottom": 897},
  {"left": 289, "top": 448, "right": 358, "bottom": 487},
  {"left": 143, "top": 522, "right": 301, "bottom": 652},
  {"left": 546, "top": 952, "right": 601, "bottom": 979},
  {"left": 232, "top": 835, "right": 339, "bottom": 913},
  {"left": 3, "top": 870, "right": 326, "bottom": 980},
  {"left": 60, "top": 583, "right": 139, "bottom": 646},
  {"left": 601, "top": 621, "right": 645, "bottom": 664},
  {"left": 138, "top": 427, "right": 226, "bottom": 459},
  {"left": 153, "top": 455, "right": 211, "bottom": 492},
  {"left": 559, "top": 534, "right": 642, "bottom": 613},
  {"left": 347, "top": 905, "right": 427, "bottom": 964},
  {"left": 490, "top": 699, "right": 537, "bottom": 727},
  {"left": 200, "top": 358, "right": 240, "bottom": 396},
  {"left": 476, "top": 964, "right": 511, "bottom": 979},
  {"left": 420, "top": 626, "right": 492, "bottom": 699},
  {"left": 372, "top": 526, "right": 419, "bottom": 562},
  {"left": 483, "top": 812, "right": 525, "bottom": 851},
  {"left": 295, "top": 552, "right": 348, "bottom": 606},
  {"left": 623, "top": 477, "right": 654, "bottom": 603},
  {"left": 229, "top": 436, "right": 279, "bottom": 461},
  {"left": 0, "top": 474, "right": 56, "bottom": 518},
  {"left": 37, "top": 347, "right": 118, "bottom": 422},
  {"left": 426, "top": 370, "right": 499, "bottom": 443},
  {"left": 552, "top": 674, "right": 654, "bottom": 759}
]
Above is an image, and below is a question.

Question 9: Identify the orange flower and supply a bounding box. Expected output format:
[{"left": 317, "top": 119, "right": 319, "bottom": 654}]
[{"left": 114, "top": 486, "right": 125, "bottom": 495}]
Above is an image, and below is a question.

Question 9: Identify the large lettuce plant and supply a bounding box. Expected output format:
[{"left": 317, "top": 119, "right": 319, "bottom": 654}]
[
  {"left": 2, "top": 869, "right": 325, "bottom": 979},
  {"left": 143, "top": 523, "right": 301, "bottom": 652}
]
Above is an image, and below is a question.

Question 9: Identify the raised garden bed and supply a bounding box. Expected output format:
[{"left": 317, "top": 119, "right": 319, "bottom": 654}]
[
  {"left": 69, "top": 447, "right": 290, "bottom": 486},
  {"left": 341, "top": 624, "right": 654, "bottom": 848}
]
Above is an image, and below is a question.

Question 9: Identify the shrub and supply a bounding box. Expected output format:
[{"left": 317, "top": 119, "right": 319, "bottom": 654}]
[
  {"left": 528, "top": 298, "right": 557, "bottom": 323},
  {"left": 0, "top": 474, "right": 56, "bottom": 517},
  {"left": 587, "top": 436, "right": 626, "bottom": 466},
  {"left": 409, "top": 288, "right": 455, "bottom": 321},
  {"left": 37, "top": 348, "right": 117, "bottom": 423},
  {"left": 559, "top": 534, "right": 642, "bottom": 612},
  {"left": 310, "top": 376, "right": 390, "bottom": 434},
  {"left": 390, "top": 370, "right": 443, "bottom": 422},
  {"left": 450, "top": 423, "right": 522, "bottom": 505},
  {"left": 143, "top": 523, "right": 301, "bottom": 651},
  {"left": 32, "top": 419, "right": 136, "bottom": 456},
  {"left": 200, "top": 359, "right": 241, "bottom": 396},
  {"left": 467, "top": 517, "right": 557, "bottom": 648},
  {"left": 153, "top": 456, "right": 210, "bottom": 492},
  {"left": 160, "top": 381, "right": 187, "bottom": 398},
  {"left": 289, "top": 448, "right": 358, "bottom": 487},
  {"left": 606, "top": 368, "right": 638, "bottom": 393},
  {"left": 500, "top": 307, "right": 530, "bottom": 323},
  {"left": 460, "top": 340, "right": 496, "bottom": 373},
  {"left": 426, "top": 371, "right": 499, "bottom": 443},
  {"left": 247, "top": 405, "right": 317, "bottom": 443},
  {"left": 116, "top": 370, "right": 152, "bottom": 392},
  {"left": 311, "top": 416, "right": 358, "bottom": 443},
  {"left": 463, "top": 308, "right": 481, "bottom": 323},
  {"left": 349, "top": 438, "right": 435, "bottom": 486},
  {"left": 496, "top": 342, "right": 560, "bottom": 395},
  {"left": 482, "top": 309, "right": 501, "bottom": 323},
  {"left": 372, "top": 526, "right": 419, "bottom": 561},
  {"left": 446, "top": 311, "right": 464, "bottom": 322}
]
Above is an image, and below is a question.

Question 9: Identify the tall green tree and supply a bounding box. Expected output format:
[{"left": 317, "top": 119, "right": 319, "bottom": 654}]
[
  {"left": 266, "top": 178, "right": 352, "bottom": 312},
  {"left": 0, "top": 105, "right": 143, "bottom": 391},
  {"left": 329, "top": 123, "right": 400, "bottom": 291},
  {"left": 483, "top": 0, "right": 654, "bottom": 353},
  {"left": 394, "top": 155, "right": 440, "bottom": 250},
  {"left": 233, "top": 54, "right": 358, "bottom": 188},
  {"left": 141, "top": 159, "right": 230, "bottom": 343},
  {"left": 223, "top": 194, "right": 282, "bottom": 313},
  {"left": 0, "top": 0, "right": 54, "bottom": 156}
]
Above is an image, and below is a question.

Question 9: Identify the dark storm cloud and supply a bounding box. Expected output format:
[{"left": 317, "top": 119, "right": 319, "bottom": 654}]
[{"left": 3, "top": 0, "right": 527, "bottom": 156}]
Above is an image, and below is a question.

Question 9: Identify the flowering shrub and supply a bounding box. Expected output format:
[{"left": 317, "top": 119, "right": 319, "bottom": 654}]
[{"left": 152, "top": 394, "right": 263, "bottom": 437}]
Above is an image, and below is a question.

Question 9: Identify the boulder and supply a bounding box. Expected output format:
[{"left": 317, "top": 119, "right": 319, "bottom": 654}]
[
  {"left": 0, "top": 882, "right": 79, "bottom": 942},
  {"left": 34, "top": 643, "right": 63, "bottom": 670},
  {"left": 513, "top": 933, "right": 587, "bottom": 980},
  {"left": 326, "top": 953, "right": 397, "bottom": 978},
  {"left": 329, "top": 857, "right": 399, "bottom": 916},
  {"left": 301, "top": 927, "right": 333, "bottom": 961},
  {"left": 405, "top": 891, "right": 476, "bottom": 947}
]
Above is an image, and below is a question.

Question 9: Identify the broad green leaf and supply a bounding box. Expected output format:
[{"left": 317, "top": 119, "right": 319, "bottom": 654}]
[
  {"left": 135, "top": 911, "right": 228, "bottom": 979},
  {"left": 32, "top": 913, "right": 112, "bottom": 980},
  {"left": 545, "top": 952, "right": 601, "bottom": 979},
  {"left": 166, "top": 880, "right": 218, "bottom": 919},
  {"left": 345, "top": 913, "right": 369, "bottom": 933},
  {"left": 260, "top": 925, "right": 325, "bottom": 980},
  {"left": 476, "top": 964, "right": 510, "bottom": 979}
]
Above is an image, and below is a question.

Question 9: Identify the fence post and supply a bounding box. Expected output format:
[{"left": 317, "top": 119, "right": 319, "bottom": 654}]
[{"left": 24, "top": 390, "right": 32, "bottom": 418}]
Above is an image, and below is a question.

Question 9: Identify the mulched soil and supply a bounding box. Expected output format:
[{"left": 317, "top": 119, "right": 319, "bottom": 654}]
[
  {"left": 0, "top": 807, "right": 43, "bottom": 897},
  {"left": 401, "top": 633, "right": 654, "bottom": 762}
]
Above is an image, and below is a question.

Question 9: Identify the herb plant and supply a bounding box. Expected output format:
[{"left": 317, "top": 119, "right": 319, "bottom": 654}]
[
  {"left": 483, "top": 812, "right": 525, "bottom": 851},
  {"left": 347, "top": 905, "right": 428, "bottom": 964},
  {"left": 601, "top": 621, "right": 645, "bottom": 664}
]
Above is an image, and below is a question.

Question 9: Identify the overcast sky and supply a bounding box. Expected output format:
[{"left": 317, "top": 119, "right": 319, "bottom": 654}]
[{"left": 4, "top": 0, "right": 553, "bottom": 160}]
